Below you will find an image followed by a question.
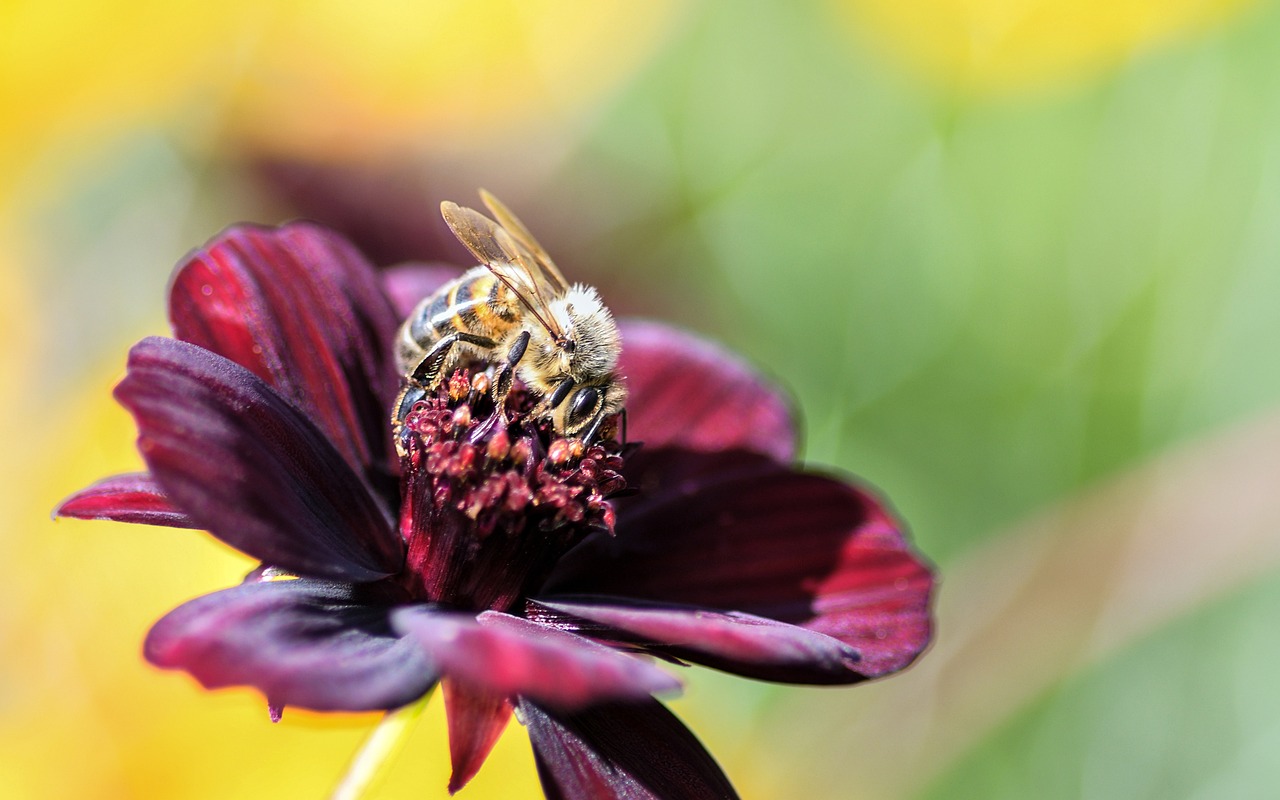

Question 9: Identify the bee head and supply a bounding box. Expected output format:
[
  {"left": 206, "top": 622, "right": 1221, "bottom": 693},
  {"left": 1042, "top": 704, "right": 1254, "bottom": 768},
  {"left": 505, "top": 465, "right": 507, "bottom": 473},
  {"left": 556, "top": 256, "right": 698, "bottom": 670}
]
[{"left": 555, "top": 285, "right": 620, "bottom": 379}]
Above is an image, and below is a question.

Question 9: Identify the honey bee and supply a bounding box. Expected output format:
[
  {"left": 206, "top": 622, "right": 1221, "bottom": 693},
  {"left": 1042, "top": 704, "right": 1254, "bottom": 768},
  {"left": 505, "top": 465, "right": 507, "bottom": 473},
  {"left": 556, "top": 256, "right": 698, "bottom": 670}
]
[{"left": 393, "top": 191, "right": 626, "bottom": 442}]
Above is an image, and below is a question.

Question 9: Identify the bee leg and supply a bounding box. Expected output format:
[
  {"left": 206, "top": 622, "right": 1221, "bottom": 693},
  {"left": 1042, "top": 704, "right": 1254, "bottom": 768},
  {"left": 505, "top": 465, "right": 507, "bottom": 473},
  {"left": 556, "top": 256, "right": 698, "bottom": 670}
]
[
  {"left": 408, "top": 332, "right": 498, "bottom": 389},
  {"left": 581, "top": 411, "right": 607, "bottom": 446},
  {"left": 393, "top": 332, "right": 498, "bottom": 439},
  {"left": 491, "top": 330, "right": 531, "bottom": 414},
  {"left": 580, "top": 406, "right": 625, "bottom": 447},
  {"left": 546, "top": 377, "right": 576, "bottom": 409},
  {"left": 529, "top": 376, "right": 576, "bottom": 419},
  {"left": 391, "top": 383, "right": 428, "bottom": 456}
]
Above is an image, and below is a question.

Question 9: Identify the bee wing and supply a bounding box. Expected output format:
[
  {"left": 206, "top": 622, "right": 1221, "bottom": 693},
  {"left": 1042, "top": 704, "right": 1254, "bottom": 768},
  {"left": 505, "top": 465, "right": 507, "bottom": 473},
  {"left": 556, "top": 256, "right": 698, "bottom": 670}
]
[
  {"left": 480, "top": 189, "right": 570, "bottom": 294},
  {"left": 440, "top": 200, "right": 566, "bottom": 340}
]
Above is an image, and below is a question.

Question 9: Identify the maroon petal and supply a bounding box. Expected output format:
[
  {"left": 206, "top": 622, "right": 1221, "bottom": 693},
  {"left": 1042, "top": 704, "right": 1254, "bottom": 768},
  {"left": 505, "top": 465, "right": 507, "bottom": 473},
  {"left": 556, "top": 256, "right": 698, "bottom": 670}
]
[
  {"left": 530, "top": 599, "right": 865, "bottom": 685},
  {"left": 53, "top": 472, "right": 197, "bottom": 529},
  {"left": 168, "top": 223, "right": 401, "bottom": 478},
  {"left": 145, "top": 579, "right": 436, "bottom": 712},
  {"left": 521, "top": 698, "right": 739, "bottom": 800},
  {"left": 442, "top": 681, "right": 513, "bottom": 794},
  {"left": 392, "top": 608, "right": 681, "bottom": 711},
  {"left": 618, "top": 321, "right": 795, "bottom": 463},
  {"left": 382, "top": 263, "right": 463, "bottom": 319},
  {"left": 116, "top": 337, "right": 402, "bottom": 582},
  {"left": 545, "top": 451, "right": 934, "bottom": 678}
]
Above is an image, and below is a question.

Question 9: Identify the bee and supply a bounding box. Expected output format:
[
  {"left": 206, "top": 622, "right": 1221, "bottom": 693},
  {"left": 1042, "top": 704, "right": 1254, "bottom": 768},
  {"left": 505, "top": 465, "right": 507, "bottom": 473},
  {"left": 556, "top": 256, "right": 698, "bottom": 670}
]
[{"left": 393, "top": 191, "right": 626, "bottom": 443}]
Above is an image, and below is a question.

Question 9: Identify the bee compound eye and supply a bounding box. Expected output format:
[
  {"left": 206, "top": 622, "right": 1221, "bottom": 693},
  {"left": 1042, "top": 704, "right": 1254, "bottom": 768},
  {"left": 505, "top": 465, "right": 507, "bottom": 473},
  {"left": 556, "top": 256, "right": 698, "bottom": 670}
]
[{"left": 568, "top": 386, "right": 600, "bottom": 426}]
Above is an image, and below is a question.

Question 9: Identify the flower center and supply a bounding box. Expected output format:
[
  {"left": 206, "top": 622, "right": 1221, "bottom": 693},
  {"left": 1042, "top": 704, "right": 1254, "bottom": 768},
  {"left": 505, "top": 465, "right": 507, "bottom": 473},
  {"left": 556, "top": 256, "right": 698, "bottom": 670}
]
[{"left": 396, "top": 370, "right": 625, "bottom": 612}]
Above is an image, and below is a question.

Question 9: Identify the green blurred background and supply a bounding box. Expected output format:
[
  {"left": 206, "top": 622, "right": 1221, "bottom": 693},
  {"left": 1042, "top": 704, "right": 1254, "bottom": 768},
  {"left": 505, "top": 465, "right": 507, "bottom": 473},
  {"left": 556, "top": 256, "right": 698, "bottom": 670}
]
[{"left": 7, "top": 0, "right": 1280, "bottom": 797}]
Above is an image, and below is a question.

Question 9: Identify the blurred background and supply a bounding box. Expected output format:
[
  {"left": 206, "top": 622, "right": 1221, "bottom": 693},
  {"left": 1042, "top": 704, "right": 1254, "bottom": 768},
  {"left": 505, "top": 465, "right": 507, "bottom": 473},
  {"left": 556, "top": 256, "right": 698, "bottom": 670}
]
[{"left": 7, "top": 0, "right": 1280, "bottom": 797}]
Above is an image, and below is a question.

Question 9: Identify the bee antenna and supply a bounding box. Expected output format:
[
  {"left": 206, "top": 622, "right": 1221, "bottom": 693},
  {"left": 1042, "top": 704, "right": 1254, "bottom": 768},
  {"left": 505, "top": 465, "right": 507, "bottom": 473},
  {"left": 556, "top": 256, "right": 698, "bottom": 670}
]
[{"left": 547, "top": 378, "right": 576, "bottom": 409}]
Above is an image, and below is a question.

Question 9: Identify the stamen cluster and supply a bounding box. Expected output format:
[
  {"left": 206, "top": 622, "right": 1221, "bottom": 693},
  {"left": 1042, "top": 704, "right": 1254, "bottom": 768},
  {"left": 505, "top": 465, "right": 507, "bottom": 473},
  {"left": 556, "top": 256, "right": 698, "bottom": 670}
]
[{"left": 396, "top": 370, "right": 625, "bottom": 612}]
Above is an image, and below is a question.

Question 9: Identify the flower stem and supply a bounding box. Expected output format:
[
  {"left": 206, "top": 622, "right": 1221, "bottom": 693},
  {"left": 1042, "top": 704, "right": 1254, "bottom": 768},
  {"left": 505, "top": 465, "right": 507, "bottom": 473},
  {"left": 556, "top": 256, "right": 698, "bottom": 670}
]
[{"left": 330, "top": 685, "right": 436, "bottom": 800}]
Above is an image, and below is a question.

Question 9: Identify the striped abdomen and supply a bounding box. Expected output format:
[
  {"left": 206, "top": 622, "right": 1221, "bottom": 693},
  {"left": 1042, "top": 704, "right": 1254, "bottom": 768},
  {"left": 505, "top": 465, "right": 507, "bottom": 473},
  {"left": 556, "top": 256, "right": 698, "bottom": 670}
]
[{"left": 395, "top": 267, "right": 522, "bottom": 374}]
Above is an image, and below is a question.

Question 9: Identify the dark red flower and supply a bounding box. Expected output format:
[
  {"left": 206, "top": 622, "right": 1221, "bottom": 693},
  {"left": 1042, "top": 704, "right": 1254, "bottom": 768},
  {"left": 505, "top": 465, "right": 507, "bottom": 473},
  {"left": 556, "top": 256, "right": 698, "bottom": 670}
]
[{"left": 57, "top": 223, "right": 935, "bottom": 799}]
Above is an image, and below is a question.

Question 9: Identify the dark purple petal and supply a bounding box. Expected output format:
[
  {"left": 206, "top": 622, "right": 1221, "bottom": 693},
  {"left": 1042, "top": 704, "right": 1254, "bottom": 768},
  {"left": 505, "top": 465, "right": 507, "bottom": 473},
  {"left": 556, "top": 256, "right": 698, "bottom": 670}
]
[
  {"left": 392, "top": 608, "right": 680, "bottom": 711},
  {"left": 145, "top": 579, "right": 436, "bottom": 712},
  {"left": 619, "top": 445, "right": 782, "bottom": 500},
  {"left": 442, "top": 680, "right": 513, "bottom": 794},
  {"left": 521, "top": 698, "right": 739, "bottom": 800},
  {"left": 168, "top": 223, "right": 401, "bottom": 478},
  {"left": 545, "top": 451, "right": 934, "bottom": 678},
  {"left": 530, "top": 599, "right": 866, "bottom": 685},
  {"left": 618, "top": 321, "right": 795, "bottom": 463},
  {"left": 116, "top": 337, "right": 402, "bottom": 582},
  {"left": 53, "top": 472, "right": 197, "bottom": 528},
  {"left": 382, "top": 263, "right": 463, "bottom": 319}
]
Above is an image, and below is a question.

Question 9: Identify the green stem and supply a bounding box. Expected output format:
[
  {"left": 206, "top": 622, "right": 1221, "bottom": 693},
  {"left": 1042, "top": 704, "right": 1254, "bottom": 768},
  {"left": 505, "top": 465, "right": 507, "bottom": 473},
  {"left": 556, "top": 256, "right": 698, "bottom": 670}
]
[{"left": 330, "top": 685, "right": 436, "bottom": 800}]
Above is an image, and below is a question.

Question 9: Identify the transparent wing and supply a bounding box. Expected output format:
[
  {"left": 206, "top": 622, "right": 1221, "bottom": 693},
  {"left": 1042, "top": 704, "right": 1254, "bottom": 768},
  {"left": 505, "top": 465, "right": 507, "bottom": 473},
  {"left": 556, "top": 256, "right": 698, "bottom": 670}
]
[
  {"left": 440, "top": 200, "right": 566, "bottom": 340},
  {"left": 480, "top": 189, "right": 570, "bottom": 293}
]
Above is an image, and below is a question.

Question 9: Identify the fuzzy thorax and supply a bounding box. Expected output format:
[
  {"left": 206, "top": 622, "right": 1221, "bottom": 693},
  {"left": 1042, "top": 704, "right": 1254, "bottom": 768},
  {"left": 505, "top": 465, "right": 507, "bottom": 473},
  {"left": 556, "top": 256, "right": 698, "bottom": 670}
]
[{"left": 520, "top": 284, "right": 621, "bottom": 392}]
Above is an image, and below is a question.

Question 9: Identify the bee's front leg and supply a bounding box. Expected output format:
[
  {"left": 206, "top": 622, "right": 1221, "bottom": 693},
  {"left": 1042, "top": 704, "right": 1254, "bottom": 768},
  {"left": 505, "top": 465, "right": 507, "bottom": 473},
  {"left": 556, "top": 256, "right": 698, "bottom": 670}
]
[
  {"left": 393, "top": 332, "right": 498, "bottom": 437},
  {"left": 528, "top": 376, "right": 575, "bottom": 421},
  {"left": 491, "top": 330, "right": 531, "bottom": 417},
  {"left": 408, "top": 332, "right": 498, "bottom": 389}
]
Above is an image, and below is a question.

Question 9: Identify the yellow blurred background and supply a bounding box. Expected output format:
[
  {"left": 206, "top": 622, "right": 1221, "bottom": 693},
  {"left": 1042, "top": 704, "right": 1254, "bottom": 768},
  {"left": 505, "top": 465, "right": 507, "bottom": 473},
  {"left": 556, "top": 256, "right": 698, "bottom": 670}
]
[{"left": 8, "top": 0, "right": 1280, "bottom": 797}]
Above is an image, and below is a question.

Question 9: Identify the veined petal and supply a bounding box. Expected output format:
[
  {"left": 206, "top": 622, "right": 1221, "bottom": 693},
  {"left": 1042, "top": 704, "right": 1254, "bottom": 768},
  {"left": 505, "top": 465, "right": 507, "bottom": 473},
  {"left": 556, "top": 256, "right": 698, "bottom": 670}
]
[
  {"left": 116, "top": 337, "right": 402, "bottom": 582},
  {"left": 545, "top": 451, "right": 933, "bottom": 677},
  {"left": 145, "top": 579, "right": 436, "bottom": 712},
  {"left": 530, "top": 599, "right": 866, "bottom": 685},
  {"left": 168, "top": 223, "right": 401, "bottom": 478},
  {"left": 53, "top": 472, "right": 197, "bottom": 529},
  {"left": 392, "top": 608, "right": 680, "bottom": 711},
  {"left": 618, "top": 321, "right": 795, "bottom": 463},
  {"left": 521, "top": 699, "right": 739, "bottom": 800},
  {"left": 441, "top": 681, "right": 513, "bottom": 794}
]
